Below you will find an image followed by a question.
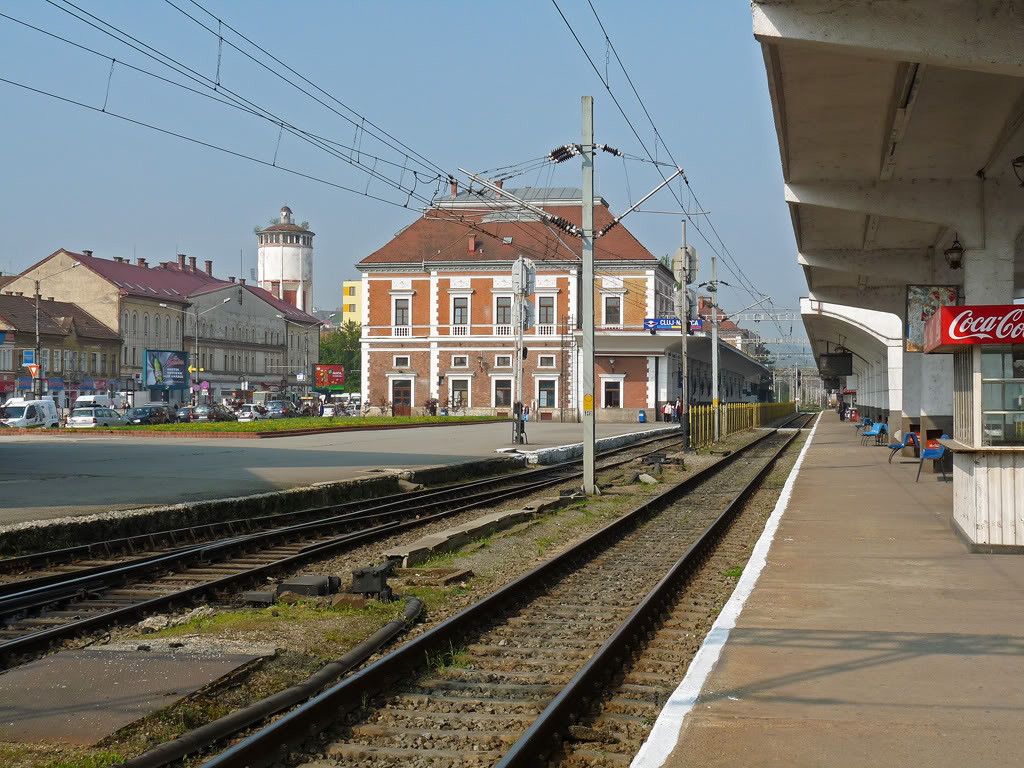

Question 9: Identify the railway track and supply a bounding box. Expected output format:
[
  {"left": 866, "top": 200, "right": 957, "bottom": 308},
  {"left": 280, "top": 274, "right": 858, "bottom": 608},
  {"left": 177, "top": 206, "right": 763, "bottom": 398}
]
[
  {"left": 200, "top": 412, "right": 814, "bottom": 768},
  {"left": 0, "top": 429, "right": 685, "bottom": 662}
]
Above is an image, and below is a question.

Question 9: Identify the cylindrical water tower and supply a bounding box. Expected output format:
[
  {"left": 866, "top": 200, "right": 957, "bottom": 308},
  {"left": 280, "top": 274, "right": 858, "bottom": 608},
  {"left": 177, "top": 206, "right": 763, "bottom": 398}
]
[{"left": 257, "top": 206, "right": 314, "bottom": 311}]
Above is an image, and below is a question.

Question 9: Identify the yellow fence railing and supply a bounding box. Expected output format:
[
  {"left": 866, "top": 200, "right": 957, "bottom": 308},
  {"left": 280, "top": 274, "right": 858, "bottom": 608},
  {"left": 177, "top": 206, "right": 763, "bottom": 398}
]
[{"left": 687, "top": 402, "right": 796, "bottom": 450}]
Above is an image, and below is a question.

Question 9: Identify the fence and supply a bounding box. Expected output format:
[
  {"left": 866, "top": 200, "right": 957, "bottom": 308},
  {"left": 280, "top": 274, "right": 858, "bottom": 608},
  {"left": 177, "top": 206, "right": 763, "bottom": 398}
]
[{"left": 688, "top": 401, "right": 796, "bottom": 450}]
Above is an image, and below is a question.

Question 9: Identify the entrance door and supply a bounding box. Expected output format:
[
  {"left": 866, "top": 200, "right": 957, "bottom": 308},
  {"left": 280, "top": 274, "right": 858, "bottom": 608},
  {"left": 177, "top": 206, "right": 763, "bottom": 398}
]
[{"left": 392, "top": 380, "right": 412, "bottom": 416}]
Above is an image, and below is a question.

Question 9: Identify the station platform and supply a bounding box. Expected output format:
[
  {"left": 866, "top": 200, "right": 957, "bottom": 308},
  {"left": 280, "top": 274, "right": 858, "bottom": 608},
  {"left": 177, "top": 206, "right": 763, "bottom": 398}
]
[{"left": 637, "top": 410, "right": 1024, "bottom": 768}]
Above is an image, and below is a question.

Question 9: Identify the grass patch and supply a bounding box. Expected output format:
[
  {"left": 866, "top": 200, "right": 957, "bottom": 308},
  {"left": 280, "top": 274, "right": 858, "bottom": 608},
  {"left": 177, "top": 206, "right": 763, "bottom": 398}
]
[
  {"left": 417, "top": 550, "right": 459, "bottom": 568},
  {"left": 425, "top": 641, "right": 471, "bottom": 674},
  {"left": 723, "top": 566, "right": 743, "bottom": 580},
  {"left": 0, "top": 745, "right": 129, "bottom": 768},
  {"left": 105, "top": 415, "right": 496, "bottom": 434},
  {"left": 536, "top": 536, "right": 556, "bottom": 557}
]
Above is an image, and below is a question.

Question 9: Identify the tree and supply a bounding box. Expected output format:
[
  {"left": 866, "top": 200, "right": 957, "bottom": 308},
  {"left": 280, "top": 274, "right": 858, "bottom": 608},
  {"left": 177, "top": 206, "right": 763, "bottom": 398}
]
[{"left": 319, "top": 320, "right": 362, "bottom": 391}]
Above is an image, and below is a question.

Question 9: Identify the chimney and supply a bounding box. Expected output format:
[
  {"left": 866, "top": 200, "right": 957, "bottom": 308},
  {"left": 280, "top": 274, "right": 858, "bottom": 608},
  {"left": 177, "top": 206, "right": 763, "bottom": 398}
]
[
  {"left": 189, "top": 256, "right": 197, "bottom": 272},
  {"left": 204, "top": 259, "right": 213, "bottom": 276},
  {"left": 47, "top": 297, "right": 54, "bottom": 302},
  {"left": 177, "top": 253, "right": 186, "bottom": 270},
  {"left": 450, "top": 180, "right": 458, "bottom": 197},
  {"left": 15, "top": 291, "right": 23, "bottom": 296},
  {"left": 495, "top": 180, "right": 503, "bottom": 190},
  {"left": 228, "top": 276, "right": 235, "bottom": 283},
  {"left": 136, "top": 257, "right": 145, "bottom": 267},
  {"left": 468, "top": 235, "right": 476, "bottom": 254},
  {"left": 82, "top": 249, "right": 93, "bottom": 258},
  {"left": 239, "top": 278, "right": 246, "bottom": 286}
]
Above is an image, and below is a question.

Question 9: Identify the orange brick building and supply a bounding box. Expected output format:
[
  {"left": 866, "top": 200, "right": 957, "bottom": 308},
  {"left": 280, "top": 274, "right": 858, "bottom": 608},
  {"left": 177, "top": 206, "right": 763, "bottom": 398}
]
[{"left": 358, "top": 186, "right": 767, "bottom": 421}]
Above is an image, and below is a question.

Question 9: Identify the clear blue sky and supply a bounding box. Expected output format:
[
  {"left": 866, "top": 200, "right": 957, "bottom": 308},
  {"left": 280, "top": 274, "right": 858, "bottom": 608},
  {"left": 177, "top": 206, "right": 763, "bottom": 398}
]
[{"left": 0, "top": 1, "right": 807, "bottom": 348}]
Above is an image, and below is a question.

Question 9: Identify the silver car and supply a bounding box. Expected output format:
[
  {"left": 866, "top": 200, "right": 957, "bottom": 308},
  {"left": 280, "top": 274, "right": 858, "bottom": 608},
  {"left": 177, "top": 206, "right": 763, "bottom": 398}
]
[{"left": 68, "top": 407, "right": 123, "bottom": 428}]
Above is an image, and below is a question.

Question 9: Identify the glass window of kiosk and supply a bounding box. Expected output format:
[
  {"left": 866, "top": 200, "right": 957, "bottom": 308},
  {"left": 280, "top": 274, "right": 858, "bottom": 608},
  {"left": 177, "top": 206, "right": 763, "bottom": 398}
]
[{"left": 981, "top": 347, "right": 1024, "bottom": 446}]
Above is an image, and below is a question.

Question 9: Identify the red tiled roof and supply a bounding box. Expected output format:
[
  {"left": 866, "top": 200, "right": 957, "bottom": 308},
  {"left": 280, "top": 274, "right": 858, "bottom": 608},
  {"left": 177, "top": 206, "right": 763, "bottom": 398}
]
[
  {"left": 0, "top": 295, "right": 119, "bottom": 340},
  {"left": 259, "top": 223, "right": 314, "bottom": 234},
  {"left": 359, "top": 201, "right": 655, "bottom": 266}
]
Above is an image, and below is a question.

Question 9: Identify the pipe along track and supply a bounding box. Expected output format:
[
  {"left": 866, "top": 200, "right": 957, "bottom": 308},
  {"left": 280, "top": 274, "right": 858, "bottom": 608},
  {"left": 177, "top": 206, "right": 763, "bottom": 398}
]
[
  {"left": 0, "top": 431, "right": 685, "bottom": 663},
  {"left": 199, "top": 414, "right": 813, "bottom": 768}
]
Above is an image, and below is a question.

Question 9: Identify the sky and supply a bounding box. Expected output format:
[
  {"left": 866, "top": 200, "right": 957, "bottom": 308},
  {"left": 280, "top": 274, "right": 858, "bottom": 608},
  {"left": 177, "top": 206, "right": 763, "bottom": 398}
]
[{"left": 0, "top": 1, "right": 809, "bottom": 353}]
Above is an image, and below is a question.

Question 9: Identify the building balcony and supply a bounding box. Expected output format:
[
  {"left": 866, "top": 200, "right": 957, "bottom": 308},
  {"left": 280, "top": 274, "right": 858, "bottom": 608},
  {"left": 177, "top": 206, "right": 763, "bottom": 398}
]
[
  {"left": 451, "top": 324, "right": 469, "bottom": 337},
  {"left": 494, "top": 325, "right": 513, "bottom": 336},
  {"left": 393, "top": 325, "right": 411, "bottom": 337},
  {"left": 536, "top": 324, "right": 556, "bottom": 336}
]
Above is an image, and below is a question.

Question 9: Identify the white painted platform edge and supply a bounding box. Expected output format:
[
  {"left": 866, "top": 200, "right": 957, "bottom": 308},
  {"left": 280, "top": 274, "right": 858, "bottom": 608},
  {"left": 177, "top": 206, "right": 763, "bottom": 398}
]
[{"left": 630, "top": 413, "right": 821, "bottom": 768}]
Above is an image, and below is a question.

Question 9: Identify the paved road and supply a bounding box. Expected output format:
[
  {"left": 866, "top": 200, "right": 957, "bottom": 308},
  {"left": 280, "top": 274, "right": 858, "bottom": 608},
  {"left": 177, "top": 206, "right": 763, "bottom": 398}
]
[{"left": 0, "top": 421, "right": 671, "bottom": 524}]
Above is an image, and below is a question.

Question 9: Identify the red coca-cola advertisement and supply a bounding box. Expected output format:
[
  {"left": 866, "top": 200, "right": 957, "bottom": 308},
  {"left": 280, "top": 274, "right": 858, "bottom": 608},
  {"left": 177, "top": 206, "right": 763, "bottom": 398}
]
[{"left": 924, "top": 305, "right": 1024, "bottom": 353}]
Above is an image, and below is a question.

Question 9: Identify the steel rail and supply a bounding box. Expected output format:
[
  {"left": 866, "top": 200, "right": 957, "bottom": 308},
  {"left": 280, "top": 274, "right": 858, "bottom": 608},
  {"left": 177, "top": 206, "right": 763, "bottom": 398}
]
[
  {"left": 0, "top": 432, "right": 683, "bottom": 659},
  {"left": 499, "top": 411, "right": 815, "bottom": 766},
  {"left": 200, "top": 424, "right": 794, "bottom": 768}
]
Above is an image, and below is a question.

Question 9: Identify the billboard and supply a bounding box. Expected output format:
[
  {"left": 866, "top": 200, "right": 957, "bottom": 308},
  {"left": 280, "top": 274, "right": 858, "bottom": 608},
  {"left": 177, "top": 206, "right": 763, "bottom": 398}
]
[
  {"left": 819, "top": 352, "right": 853, "bottom": 376},
  {"left": 313, "top": 364, "right": 346, "bottom": 391},
  {"left": 906, "top": 285, "right": 958, "bottom": 352},
  {"left": 924, "top": 305, "right": 1024, "bottom": 353},
  {"left": 144, "top": 350, "right": 190, "bottom": 390}
]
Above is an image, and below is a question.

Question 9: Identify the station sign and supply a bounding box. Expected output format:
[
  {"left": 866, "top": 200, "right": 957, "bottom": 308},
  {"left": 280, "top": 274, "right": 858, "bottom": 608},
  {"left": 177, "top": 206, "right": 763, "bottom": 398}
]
[
  {"left": 643, "top": 317, "right": 703, "bottom": 332},
  {"left": 924, "top": 305, "right": 1024, "bottom": 353}
]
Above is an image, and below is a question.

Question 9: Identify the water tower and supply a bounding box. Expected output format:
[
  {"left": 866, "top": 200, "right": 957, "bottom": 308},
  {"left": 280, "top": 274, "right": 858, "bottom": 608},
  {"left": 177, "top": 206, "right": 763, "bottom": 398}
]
[{"left": 257, "top": 206, "right": 314, "bottom": 311}]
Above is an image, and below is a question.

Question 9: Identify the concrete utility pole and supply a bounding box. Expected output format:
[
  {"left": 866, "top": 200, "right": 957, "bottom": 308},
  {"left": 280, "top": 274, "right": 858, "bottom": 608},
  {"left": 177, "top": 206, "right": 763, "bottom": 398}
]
[
  {"left": 581, "top": 95, "right": 596, "bottom": 494},
  {"left": 34, "top": 279, "right": 40, "bottom": 400},
  {"left": 711, "top": 252, "right": 720, "bottom": 441},
  {"left": 512, "top": 255, "right": 530, "bottom": 444},
  {"left": 679, "top": 221, "right": 688, "bottom": 445}
]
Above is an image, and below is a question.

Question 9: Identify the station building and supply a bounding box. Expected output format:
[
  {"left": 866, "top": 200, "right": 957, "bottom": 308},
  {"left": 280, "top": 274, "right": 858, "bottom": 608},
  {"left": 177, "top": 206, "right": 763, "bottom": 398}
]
[
  {"left": 755, "top": 0, "right": 1024, "bottom": 549},
  {"left": 357, "top": 185, "right": 768, "bottom": 420}
]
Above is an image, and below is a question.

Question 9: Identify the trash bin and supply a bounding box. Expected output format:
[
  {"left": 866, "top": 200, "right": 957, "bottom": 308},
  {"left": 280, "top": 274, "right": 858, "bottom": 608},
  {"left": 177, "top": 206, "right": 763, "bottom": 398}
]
[{"left": 638, "top": 409, "right": 646, "bottom": 423}]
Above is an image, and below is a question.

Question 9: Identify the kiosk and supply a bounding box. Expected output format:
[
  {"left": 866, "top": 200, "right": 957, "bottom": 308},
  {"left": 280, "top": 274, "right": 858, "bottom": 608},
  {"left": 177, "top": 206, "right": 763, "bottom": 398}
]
[{"left": 925, "top": 305, "right": 1024, "bottom": 551}]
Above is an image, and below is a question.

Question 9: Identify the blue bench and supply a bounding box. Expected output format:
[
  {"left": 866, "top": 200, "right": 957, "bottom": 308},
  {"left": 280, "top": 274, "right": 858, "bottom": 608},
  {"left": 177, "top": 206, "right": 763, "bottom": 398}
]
[
  {"left": 861, "top": 422, "right": 887, "bottom": 445},
  {"left": 886, "top": 431, "right": 919, "bottom": 463},
  {"left": 854, "top": 417, "right": 872, "bottom": 434},
  {"left": 916, "top": 435, "right": 950, "bottom": 482}
]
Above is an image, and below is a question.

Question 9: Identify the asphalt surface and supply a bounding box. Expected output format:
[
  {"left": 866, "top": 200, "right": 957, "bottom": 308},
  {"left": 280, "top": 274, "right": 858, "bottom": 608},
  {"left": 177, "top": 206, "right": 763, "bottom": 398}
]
[{"left": 0, "top": 421, "right": 670, "bottom": 524}]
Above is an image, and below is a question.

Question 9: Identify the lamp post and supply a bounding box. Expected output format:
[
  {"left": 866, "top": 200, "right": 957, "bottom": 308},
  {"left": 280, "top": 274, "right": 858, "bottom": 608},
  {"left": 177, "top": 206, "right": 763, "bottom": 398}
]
[
  {"left": 35, "top": 262, "right": 80, "bottom": 399},
  {"left": 164, "top": 297, "right": 230, "bottom": 404}
]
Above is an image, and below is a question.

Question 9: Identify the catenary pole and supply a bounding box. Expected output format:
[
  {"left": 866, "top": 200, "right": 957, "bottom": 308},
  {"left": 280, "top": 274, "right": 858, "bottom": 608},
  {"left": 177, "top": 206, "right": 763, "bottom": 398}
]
[
  {"left": 711, "top": 252, "right": 720, "bottom": 441},
  {"left": 679, "top": 220, "right": 688, "bottom": 445},
  {"left": 581, "top": 95, "right": 596, "bottom": 494},
  {"left": 34, "top": 279, "right": 41, "bottom": 400}
]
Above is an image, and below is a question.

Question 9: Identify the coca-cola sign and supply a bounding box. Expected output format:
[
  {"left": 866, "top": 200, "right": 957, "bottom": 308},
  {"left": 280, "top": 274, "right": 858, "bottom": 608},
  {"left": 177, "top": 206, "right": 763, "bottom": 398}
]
[{"left": 924, "top": 305, "right": 1024, "bottom": 353}]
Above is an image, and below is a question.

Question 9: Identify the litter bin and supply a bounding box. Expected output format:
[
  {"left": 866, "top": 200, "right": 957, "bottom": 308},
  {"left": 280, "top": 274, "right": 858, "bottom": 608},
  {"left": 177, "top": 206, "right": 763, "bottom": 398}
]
[{"left": 638, "top": 409, "right": 646, "bottom": 423}]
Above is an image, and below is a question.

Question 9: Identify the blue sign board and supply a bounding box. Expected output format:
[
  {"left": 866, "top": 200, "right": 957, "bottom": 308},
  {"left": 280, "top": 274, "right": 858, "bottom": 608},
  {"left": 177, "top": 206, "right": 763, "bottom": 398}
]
[
  {"left": 22, "top": 349, "right": 34, "bottom": 365},
  {"left": 644, "top": 318, "right": 703, "bottom": 332}
]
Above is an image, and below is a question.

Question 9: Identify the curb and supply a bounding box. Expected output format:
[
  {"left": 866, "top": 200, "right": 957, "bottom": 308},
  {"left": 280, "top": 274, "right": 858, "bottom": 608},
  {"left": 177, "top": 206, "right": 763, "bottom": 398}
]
[{"left": 0, "top": 418, "right": 508, "bottom": 440}]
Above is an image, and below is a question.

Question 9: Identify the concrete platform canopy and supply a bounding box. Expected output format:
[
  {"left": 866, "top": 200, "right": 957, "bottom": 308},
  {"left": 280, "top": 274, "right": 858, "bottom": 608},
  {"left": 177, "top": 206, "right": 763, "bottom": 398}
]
[
  {"left": 756, "top": 0, "right": 1024, "bottom": 439},
  {"left": 801, "top": 298, "right": 903, "bottom": 427}
]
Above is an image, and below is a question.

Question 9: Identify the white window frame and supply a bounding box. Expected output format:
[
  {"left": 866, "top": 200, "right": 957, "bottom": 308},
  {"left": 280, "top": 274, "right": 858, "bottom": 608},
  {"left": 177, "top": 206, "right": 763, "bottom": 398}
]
[
  {"left": 600, "top": 373, "right": 626, "bottom": 408},
  {"left": 492, "top": 376, "right": 513, "bottom": 408},
  {"left": 493, "top": 293, "right": 514, "bottom": 331},
  {"left": 537, "top": 354, "right": 556, "bottom": 369},
  {"left": 535, "top": 376, "right": 558, "bottom": 408},
  {"left": 447, "top": 376, "right": 472, "bottom": 408},
  {"left": 601, "top": 293, "right": 624, "bottom": 329},
  {"left": 390, "top": 292, "right": 413, "bottom": 331},
  {"left": 393, "top": 355, "right": 410, "bottom": 369},
  {"left": 451, "top": 355, "right": 469, "bottom": 368},
  {"left": 53, "top": 348, "right": 61, "bottom": 373},
  {"left": 494, "top": 354, "right": 513, "bottom": 368},
  {"left": 536, "top": 293, "right": 557, "bottom": 324},
  {"left": 448, "top": 291, "right": 473, "bottom": 335}
]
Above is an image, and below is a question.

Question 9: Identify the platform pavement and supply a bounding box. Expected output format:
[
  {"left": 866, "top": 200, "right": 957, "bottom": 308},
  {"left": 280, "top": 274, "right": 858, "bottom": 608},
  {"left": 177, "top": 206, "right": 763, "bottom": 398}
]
[
  {"left": 0, "top": 420, "right": 673, "bottom": 524},
  {"left": 641, "top": 410, "right": 1024, "bottom": 768}
]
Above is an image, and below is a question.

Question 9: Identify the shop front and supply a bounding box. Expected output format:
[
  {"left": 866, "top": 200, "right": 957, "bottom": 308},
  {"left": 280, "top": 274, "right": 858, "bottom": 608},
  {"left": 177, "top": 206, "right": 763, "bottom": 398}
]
[{"left": 925, "top": 305, "right": 1024, "bottom": 551}]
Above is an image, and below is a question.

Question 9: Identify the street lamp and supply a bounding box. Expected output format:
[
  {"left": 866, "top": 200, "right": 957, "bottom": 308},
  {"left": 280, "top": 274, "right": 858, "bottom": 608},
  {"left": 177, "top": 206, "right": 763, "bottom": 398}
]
[
  {"left": 276, "top": 314, "right": 312, "bottom": 394},
  {"left": 35, "top": 262, "right": 79, "bottom": 398},
  {"left": 163, "top": 297, "right": 230, "bottom": 404}
]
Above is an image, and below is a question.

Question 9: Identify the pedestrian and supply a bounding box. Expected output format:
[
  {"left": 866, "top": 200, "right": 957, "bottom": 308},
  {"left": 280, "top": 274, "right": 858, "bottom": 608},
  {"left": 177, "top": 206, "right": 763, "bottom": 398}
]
[
  {"left": 662, "top": 401, "right": 672, "bottom": 422},
  {"left": 675, "top": 397, "right": 682, "bottom": 423},
  {"left": 318, "top": 399, "right": 325, "bottom": 417}
]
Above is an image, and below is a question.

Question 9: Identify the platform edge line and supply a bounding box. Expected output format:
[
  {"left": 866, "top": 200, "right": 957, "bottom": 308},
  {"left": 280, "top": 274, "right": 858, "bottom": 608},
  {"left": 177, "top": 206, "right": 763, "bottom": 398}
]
[{"left": 630, "top": 412, "right": 821, "bottom": 768}]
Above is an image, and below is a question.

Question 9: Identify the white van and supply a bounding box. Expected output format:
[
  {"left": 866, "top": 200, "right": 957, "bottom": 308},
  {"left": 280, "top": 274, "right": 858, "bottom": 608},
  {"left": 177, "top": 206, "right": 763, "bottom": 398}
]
[
  {"left": 1, "top": 398, "right": 60, "bottom": 428},
  {"left": 73, "top": 394, "right": 113, "bottom": 409}
]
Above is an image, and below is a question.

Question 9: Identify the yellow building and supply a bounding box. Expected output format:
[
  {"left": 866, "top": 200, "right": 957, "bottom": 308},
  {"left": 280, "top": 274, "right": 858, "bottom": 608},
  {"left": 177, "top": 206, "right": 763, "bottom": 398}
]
[{"left": 341, "top": 281, "right": 362, "bottom": 325}]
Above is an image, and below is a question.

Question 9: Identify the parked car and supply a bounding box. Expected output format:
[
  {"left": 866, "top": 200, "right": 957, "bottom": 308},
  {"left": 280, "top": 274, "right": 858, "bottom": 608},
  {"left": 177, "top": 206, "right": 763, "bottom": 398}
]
[
  {"left": 124, "top": 405, "right": 172, "bottom": 425},
  {"left": 266, "top": 400, "right": 298, "bottom": 419},
  {"left": 236, "top": 404, "right": 268, "bottom": 422},
  {"left": 68, "top": 407, "right": 123, "bottom": 428},
  {"left": 176, "top": 406, "right": 194, "bottom": 422},
  {"left": 1, "top": 398, "right": 60, "bottom": 428},
  {"left": 193, "top": 404, "right": 237, "bottom": 422}
]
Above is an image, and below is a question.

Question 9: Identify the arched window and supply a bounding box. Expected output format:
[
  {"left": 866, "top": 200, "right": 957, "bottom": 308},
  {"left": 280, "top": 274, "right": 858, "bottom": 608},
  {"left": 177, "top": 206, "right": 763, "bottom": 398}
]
[
  {"left": 122, "top": 312, "right": 129, "bottom": 339},
  {"left": 165, "top": 316, "right": 170, "bottom": 339},
  {"left": 143, "top": 314, "right": 149, "bottom": 338},
  {"left": 132, "top": 312, "right": 138, "bottom": 335},
  {"left": 175, "top": 318, "right": 180, "bottom": 340}
]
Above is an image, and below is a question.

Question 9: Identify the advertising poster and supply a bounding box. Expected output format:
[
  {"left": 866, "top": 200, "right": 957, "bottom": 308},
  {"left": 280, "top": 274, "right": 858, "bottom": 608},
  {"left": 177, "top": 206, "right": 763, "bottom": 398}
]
[
  {"left": 313, "top": 364, "right": 346, "bottom": 391},
  {"left": 144, "top": 350, "right": 190, "bottom": 390},
  {"left": 906, "top": 285, "right": 958, "bottom": 352}
]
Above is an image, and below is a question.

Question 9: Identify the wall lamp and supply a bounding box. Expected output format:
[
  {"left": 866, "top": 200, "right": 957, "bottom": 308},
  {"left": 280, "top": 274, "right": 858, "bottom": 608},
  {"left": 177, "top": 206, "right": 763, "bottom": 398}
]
[{"left": 944, "top": 234, "right": 965, "bottom": 270}]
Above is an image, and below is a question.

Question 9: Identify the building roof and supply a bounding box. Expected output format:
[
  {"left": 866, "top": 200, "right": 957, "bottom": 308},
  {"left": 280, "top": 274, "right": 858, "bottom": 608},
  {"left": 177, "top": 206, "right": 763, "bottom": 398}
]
[
  {"left": 0, "top": 294, "right": 119, "bottom": 340},
  {"left": 259, "top": 223, "right": 314, "bottom": 234},
  {"left": 0, "top": 275, "right": 15, "bottom": 290},
  {"left": 359, "top": 194, "right": 656, "bottom": 266},
  {"left": 20, "top": 250, "right": 319, "bottom": 325}
]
